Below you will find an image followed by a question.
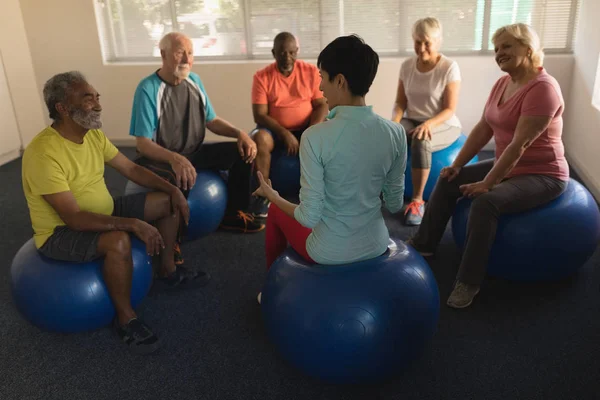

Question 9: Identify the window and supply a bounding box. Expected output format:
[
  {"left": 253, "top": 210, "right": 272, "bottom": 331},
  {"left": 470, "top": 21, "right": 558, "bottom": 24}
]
[{"left": 94, "top": 0, "right": 581, "bottom": 62}]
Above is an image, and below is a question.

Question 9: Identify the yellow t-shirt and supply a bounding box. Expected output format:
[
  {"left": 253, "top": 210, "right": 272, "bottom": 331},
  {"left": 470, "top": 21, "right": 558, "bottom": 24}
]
[{"left": 22, "top": 127, "right": 120, "bottom": 248}]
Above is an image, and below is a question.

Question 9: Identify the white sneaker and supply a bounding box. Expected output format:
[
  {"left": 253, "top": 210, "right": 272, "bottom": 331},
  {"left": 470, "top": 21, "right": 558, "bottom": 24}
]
[{"left": 257, "top": 292, "right": 262, "bottom": 305}]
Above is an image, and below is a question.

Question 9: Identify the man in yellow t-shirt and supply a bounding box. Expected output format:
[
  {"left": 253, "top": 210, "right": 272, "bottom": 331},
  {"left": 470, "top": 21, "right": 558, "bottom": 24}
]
[{"left": 22, "top": 71, "right": 205, "bottom": 355}]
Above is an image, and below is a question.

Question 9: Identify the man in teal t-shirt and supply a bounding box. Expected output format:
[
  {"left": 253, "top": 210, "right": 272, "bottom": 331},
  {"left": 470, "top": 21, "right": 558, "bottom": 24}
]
[{"left": 128, "top": 32, "right": 265, "bottom": 264}]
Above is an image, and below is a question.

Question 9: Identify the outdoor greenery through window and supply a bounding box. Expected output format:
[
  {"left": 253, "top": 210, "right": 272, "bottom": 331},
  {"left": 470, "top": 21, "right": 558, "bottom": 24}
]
[{"left": 94, "top": 0, "right": 580, "bottom": 62}]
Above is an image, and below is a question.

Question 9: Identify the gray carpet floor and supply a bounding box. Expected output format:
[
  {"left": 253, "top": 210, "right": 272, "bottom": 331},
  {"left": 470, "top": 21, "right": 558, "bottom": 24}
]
[{"left": 1, "top": 148, "right": 599, "bottom": 400}]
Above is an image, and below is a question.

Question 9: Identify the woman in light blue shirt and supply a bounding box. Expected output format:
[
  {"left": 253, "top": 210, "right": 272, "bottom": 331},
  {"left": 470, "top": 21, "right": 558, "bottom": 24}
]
[{"left": 253, "top": 35, "right": 407, "bottom": 278}]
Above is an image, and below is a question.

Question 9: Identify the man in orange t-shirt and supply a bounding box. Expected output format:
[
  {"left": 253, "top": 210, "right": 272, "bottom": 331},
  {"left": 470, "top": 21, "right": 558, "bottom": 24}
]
[{"left": 250, "top": 32, "right": 328, "bottom": 219}]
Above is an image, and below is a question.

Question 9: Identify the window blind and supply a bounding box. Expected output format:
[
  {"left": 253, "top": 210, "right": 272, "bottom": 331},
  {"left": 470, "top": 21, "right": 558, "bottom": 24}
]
[
  {"left": 487, "top": 0, "right": 580, "bottom": 51},
  {"left": 94, "top": 0, "right": 580, "bottom": 62}
]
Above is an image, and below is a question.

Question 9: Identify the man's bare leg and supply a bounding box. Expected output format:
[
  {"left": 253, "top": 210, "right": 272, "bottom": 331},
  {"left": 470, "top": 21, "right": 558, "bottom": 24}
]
[{"left": 143, "top": 191, "right": 210, "bottom": 288}]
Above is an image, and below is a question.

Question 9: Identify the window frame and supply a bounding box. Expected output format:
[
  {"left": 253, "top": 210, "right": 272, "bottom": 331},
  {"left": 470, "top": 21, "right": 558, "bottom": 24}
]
[{"left": 94, "top": 0, "right": 581, "bottom": 64}]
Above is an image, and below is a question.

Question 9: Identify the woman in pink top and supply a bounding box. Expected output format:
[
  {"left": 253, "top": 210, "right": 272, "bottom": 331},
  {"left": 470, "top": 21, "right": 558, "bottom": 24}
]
[{"left": 408, "top": 23, "right": 569, "bottom": 309}]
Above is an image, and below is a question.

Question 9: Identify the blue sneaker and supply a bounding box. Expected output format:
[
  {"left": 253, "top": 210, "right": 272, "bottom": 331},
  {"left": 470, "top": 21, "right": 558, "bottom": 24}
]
[
  {"left": 250, "top": 196, "right": 270, "bottom": 220},
  {"left": 404, "top": 200, "right": 425, "bottom": 226}
]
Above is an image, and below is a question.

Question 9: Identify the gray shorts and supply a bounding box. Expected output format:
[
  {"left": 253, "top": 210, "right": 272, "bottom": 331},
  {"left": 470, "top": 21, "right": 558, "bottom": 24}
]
[
  {"left": 38, "top": 193, "right": 147, "bottom": 263},
  {"left": 400, "top": 118, "right": 462, "bottom": 169}
]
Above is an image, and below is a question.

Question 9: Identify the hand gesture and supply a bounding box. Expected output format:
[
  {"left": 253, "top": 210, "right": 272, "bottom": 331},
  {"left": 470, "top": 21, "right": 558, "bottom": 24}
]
[{"left": 252, "top": 171, "right": 278, "bottom": 201}]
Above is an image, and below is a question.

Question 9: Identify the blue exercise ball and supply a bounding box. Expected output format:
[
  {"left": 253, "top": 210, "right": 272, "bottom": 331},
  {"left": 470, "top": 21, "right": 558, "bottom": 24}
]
[
  {"left": 186, "top": 170, "right": 228, "bottom": 240},
  {"left": 261, "top": 238, "right": 440, "bottom": 384},
  {"left": 269, "top": 147, "right": 301, "bottom": 196},
  {"left": 405, "top": 134, "right": 479, "bottom": 200},
  {"left": 10, "top": 236, "right": 152, "bottom": 333},
  {"left": 452, "top": 178, "right": 600, "bottom": 281}
]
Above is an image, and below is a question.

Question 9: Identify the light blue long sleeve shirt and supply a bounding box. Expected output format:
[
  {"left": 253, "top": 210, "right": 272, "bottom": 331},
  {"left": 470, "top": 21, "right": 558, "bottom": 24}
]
[{"left": 293, "top": 105, "right": 407, "bottom": 265}]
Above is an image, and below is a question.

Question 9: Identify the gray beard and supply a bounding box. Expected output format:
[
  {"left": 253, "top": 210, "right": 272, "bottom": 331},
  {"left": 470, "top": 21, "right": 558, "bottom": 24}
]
[{"left": 71, "top": 108, "right": 102, "bottom": 130}]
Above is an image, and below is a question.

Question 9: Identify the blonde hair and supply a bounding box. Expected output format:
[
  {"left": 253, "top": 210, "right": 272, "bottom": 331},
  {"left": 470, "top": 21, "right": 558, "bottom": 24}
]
[
  {"left": 412, "top": 17, "right": 443, "bottom": 42},
  {"left": 492, "top": 23, "right": 544, "bottom": 68}
]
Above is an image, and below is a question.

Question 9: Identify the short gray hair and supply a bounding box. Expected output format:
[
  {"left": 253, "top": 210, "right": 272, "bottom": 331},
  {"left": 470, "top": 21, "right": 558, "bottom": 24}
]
[
  {"left": 159, "top": 32, "right": 191, "bottom": 53},
  {"left": 43, "top": 71, "right": 87, "bottom": 121},
  {"left": 412, "top": 17, "right": 443, "bottom": 41}
]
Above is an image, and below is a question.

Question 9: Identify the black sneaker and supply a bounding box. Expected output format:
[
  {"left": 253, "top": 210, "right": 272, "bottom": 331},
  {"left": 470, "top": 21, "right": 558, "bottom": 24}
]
[
  {"left": 114, "top": 318, "right": 161, "bottom": 355},
  {"left": 178, "top": 265, "right": 211, "bottom": 286},
  {"left": 219, "top": 211, "right": 265, "bottom": 233},
  {"left": 156, "top": 265, "right": 211, "bottom": 291},
  {"left": 250, "top": 196, "right": 270, "bottom": 220}
]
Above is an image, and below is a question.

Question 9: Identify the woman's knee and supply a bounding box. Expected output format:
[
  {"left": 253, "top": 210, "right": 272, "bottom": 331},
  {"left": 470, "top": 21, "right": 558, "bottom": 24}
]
[
  {"left": 469, "top": 195, "right": 499, "bottom": 218},
  {"left": 431, "top": 173, "right": 462, "bottom": 198}
]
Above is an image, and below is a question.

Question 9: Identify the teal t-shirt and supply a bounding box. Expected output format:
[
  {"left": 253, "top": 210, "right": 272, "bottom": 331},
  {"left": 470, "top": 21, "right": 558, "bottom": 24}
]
[
  {"left": 129, "top": 71, "right": 216, "bottom": 157},
  {"left": 294, "top": 105, "right": 407, "bottom": 264}
]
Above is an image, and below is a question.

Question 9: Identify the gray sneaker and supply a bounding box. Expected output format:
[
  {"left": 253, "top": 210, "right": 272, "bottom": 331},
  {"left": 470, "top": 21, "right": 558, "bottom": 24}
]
[
  {"left": 404, "top": 200, "right": 425, "bottom": 226},
  {"left": 447, "top": 281, "right": 481, "bottom": 309}
]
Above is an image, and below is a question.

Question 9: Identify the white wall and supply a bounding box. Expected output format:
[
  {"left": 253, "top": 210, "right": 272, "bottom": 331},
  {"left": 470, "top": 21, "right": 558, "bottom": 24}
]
[
  {"left": 0, "top": 50, "right": 21, "bottom": 164},
  {"left": 0, "top": 0, "right": 45, "bottom": 165},
  {"left": 563, "top": 0, "right": 600, "bottom": 200}
]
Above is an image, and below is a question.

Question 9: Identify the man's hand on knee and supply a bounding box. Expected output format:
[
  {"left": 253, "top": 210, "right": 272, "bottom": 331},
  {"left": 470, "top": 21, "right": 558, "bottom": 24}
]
[
  {"left": 132, "top": 219, "right": 165, "bottom": 256},
  {"left": 170, "top": 153, "right": 197, "bottom": 191},
  {"left": 281, "top": 131, "right": 300, "bottom": 156},
  {"left": 237, "top": 131, "right": 257, "bottom": 163}
]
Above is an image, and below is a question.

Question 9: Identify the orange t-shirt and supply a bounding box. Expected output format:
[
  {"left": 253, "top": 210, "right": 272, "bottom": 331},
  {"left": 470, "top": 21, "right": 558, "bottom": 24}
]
[{"left": 251, "top": 60, "right": 323, "bottom": 131}]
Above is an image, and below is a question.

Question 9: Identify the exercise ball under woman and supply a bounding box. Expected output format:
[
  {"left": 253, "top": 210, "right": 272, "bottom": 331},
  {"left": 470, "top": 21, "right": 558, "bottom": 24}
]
[
  {"left": 261, "top": 238, "right": 440, "bottom": 384},
  {"left": 392, "top": 17, "right": 462, "bottom": 225},
  {"left": 408, "top": 23, "right": 570, "bottom": 309}
]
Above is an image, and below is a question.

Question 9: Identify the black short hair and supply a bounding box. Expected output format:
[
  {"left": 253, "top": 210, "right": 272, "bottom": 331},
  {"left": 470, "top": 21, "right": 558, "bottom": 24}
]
[
  {"left": 273, "top": 32, "right": 296, "bottom": 49},
  {"left": 317, "top": 35, "right": 379, "bottom": 97}
]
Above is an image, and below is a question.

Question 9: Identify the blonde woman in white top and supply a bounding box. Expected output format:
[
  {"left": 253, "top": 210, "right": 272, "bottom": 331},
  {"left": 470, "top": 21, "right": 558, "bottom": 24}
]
[{"left": 392, "top": 17, "right": 462, "bottom": 225}]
